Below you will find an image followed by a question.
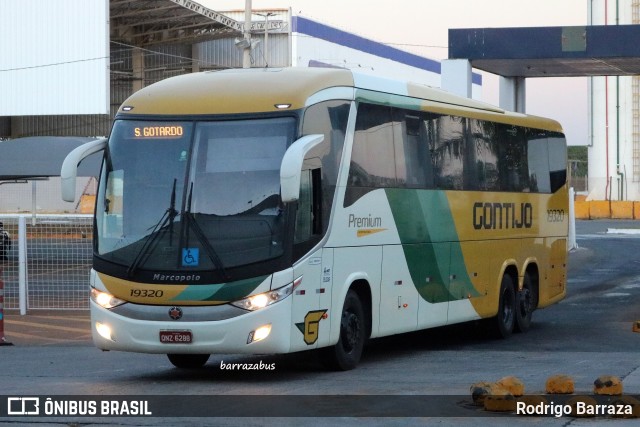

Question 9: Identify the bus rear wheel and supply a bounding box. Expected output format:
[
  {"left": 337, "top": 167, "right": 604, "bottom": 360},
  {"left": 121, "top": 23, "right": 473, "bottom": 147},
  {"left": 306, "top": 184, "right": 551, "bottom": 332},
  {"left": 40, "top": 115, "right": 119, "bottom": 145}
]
[
  {"left": 167, "top": 354, "right": 210, "bottom": 369},
  {"left": 515, "top": 272, "right": 535, "bottom": 333},
  {"left": 488, "top": 274, "right": 516, "bottom": 339},
  {"left": 322, "top": 290, "right": 365, "bottom": 371}
]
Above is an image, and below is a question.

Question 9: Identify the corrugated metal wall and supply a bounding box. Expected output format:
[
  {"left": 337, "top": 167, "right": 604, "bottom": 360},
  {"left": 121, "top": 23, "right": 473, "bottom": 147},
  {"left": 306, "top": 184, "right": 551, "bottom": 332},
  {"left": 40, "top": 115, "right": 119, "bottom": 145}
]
[
  {"left": 196, "top": 33, "right": 290, "bottom": 69},
  {"left": 0, "top": 118, "right": 10, "bottom": 137},
  {"left": 143, "top": 44, "right": 193, "bottom": 85}
]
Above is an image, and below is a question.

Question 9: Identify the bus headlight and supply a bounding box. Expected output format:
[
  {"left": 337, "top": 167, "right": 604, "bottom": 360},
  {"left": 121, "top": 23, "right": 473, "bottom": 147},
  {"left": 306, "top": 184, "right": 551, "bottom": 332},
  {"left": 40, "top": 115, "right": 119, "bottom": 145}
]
[
  {"left": 231, "top": 276, "right": 302, "bottom": 311},
  {"left": 91, "top": 288, "right": 126, "bottom": 309}
]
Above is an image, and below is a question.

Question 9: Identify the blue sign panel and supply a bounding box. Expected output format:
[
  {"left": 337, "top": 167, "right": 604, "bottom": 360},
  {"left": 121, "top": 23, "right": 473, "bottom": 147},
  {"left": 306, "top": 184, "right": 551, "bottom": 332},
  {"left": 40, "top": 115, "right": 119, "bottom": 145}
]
[{"left": 182, "top": 248, "right": 200, "bottom": 267}]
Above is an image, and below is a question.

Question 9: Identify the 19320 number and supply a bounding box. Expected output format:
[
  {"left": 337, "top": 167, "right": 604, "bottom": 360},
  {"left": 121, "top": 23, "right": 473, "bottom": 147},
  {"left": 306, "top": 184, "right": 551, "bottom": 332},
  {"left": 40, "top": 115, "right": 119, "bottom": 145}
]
[
  {"left": 130, "top": 289, "right": 164, "bottom": 298},
  {"left": 547, "top": 209, "right": 565, "bottom": 222}
]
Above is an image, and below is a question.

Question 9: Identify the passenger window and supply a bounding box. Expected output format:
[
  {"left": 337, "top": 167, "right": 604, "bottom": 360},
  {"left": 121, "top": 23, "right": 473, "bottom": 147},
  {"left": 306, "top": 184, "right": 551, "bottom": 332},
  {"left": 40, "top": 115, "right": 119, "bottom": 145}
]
[
  {"left": 343, "top": 103, "right": 566, "bottom": 198},
  {"left": 301, "top": 100, "right": 349, "bottom": 233},
  {"left": 345, "top": 103, "right": 395, "bottom": 206},
  {"left": 393, "top": 110, "right": 435, "bottom": 189},
  {"left": 494, "top": 123, "right": 530, "bottom": 191},
  {"left": 470, "top": 119, "right": 499, "bottom": 191},
  {"left": 527, "top": 131, "right": 551, "bottom": 193},
  {"left": 548, "top": 133, "right": 567, "bottom": 192},
  {"left": 432, "top": 115, "right": 464, "bottom": 190}
]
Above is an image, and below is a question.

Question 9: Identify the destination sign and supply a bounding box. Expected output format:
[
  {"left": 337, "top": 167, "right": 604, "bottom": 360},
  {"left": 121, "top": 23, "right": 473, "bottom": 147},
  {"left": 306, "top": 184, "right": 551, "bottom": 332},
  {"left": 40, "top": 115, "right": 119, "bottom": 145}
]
[{"left": 133, "top": 125, "right": 184, "bottom": 138}]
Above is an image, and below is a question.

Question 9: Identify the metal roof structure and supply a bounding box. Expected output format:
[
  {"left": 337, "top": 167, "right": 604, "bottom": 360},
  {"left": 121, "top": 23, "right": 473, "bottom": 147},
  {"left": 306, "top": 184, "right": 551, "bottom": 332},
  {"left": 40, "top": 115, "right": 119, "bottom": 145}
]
[
  {"left": 110, "top": 0, "right": 285, "bottom": 46},
  {"left": 448, "top": 25, "right": 640, "bottom": 77}
]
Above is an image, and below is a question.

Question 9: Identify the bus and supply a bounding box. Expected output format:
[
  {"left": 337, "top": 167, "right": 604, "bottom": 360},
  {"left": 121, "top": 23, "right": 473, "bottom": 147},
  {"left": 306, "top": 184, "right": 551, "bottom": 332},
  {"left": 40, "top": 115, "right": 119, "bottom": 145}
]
[{"left": 61, "top": 67, "right": 568, "bottom": 370}]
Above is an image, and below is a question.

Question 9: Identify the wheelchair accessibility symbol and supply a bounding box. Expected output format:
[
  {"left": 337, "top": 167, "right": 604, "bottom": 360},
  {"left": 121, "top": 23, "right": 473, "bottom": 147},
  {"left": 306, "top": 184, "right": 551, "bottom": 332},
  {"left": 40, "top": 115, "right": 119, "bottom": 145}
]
[{"left": 182, "top": 248, "right": 200, "bottom": 267}]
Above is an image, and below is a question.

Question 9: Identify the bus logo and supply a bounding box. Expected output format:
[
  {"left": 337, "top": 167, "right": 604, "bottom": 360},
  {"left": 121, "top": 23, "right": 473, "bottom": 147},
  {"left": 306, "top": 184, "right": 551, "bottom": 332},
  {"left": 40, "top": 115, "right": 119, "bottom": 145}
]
[
  {"left": 472, "top": 202, "right": 533, "bottom": 230},
  {"left": 348, "top": 214, "right": 386, "bottom": 237},
  {"left": 168, "top": 307, "right": 183, "bottom": 320},
  {"left": 7, "top": 397, "right": 39, "bottom": 415},
  {"left": 295, "top": 310, "right": 327, "bottom": 345}
]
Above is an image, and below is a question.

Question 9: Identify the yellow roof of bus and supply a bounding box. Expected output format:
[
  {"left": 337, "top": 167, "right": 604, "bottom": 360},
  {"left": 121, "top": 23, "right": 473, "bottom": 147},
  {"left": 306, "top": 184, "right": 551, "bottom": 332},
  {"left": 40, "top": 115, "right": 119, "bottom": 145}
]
[{"left": 117, "top": 67, "right": 563, "bottom": 133}]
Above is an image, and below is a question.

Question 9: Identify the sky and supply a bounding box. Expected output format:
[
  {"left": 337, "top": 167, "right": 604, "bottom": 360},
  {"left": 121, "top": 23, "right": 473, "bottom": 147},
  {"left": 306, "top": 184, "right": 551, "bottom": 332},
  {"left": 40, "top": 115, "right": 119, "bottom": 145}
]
[{"left": 199, "top": 0, "right": 589, "bottom": 145}]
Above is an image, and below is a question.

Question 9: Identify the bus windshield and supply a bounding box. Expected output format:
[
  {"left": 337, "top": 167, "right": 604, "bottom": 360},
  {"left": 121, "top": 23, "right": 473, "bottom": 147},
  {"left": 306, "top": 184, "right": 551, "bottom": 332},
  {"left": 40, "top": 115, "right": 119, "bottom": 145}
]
[{"left": 95, "top": 117, "right": 296, "bottom": 277}]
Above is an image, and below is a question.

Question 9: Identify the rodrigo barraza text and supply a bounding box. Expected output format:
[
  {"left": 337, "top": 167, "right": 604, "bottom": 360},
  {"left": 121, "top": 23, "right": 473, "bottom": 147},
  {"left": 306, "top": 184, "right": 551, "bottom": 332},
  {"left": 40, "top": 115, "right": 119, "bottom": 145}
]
[{"left": 516, "top": 400, "right": 633, "bottom": 418}]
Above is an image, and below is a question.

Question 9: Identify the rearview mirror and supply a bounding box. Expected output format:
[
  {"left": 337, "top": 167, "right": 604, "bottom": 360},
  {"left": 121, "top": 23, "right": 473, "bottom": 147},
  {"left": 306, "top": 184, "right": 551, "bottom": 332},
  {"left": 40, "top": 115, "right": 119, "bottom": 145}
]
[
  {"left": 61, "top": 138, "right": 108, "bottom": 202},
  {"left": 280, "top": 134, "right": 324, "bottom": 203}
]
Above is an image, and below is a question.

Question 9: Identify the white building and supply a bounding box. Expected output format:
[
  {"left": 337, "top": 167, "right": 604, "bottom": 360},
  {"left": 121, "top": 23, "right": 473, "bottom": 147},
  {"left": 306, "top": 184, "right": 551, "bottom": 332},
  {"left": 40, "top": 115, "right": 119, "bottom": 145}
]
[{"left": 588, "top": 0, "right": 640, "bottom": 201}]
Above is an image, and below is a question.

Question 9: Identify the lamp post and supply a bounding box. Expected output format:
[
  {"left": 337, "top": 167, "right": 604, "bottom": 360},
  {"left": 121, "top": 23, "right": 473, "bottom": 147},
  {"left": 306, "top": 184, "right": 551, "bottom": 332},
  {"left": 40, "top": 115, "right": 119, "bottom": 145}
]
[
  {"left": 243, "top": 0, "right": 252, "bottom": 68},
  {"left": 257, "top": 12, "right": 275, "bottom": 67}
]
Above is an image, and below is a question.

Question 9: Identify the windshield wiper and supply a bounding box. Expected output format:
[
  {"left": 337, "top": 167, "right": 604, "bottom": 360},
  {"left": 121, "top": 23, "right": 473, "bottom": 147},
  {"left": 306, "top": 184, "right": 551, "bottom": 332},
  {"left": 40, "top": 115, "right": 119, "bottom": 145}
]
[
  {"left": 182, "top": 183, "right": 229, "bottom": 280},
  {"left": 127, "top": 179, "right": 178, "bottom": 278}
]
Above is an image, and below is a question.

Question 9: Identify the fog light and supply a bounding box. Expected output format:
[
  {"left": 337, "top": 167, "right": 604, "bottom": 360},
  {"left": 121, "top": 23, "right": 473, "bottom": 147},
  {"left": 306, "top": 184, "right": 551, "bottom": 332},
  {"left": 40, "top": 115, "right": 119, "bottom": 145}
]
[
  {"left": 247, "top": 324, "right": 271, "bottom": 344},
  {"left": 95, "top": 322, "right": 113, "bottom": 341}
]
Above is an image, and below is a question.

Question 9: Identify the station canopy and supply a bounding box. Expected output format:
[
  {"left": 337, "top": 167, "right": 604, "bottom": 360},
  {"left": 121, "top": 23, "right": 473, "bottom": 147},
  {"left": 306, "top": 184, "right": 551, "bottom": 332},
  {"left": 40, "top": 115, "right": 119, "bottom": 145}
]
[
  {"left": 110, "top": 0, "right": 284, "bottom": 46},
  {"left": 448, "top": 25, "right": 640, "bottom": 77}
]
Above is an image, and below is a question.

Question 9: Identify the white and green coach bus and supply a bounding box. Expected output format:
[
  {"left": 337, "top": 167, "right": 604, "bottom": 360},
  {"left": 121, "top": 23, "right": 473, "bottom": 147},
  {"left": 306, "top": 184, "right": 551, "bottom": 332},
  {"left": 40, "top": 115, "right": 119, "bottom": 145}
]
[{"left": 62, "top": 67, "right": 568, "bottom": 370}]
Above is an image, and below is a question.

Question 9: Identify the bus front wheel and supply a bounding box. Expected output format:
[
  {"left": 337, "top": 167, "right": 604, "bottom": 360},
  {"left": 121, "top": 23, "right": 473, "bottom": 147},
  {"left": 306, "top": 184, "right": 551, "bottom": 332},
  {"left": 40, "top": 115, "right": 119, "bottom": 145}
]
[
  {"left": 322, "top": 290, "right": 365, "bottom": 371},
  {"left": 167, "top": 353, "right": 210, "bottom": 369}
]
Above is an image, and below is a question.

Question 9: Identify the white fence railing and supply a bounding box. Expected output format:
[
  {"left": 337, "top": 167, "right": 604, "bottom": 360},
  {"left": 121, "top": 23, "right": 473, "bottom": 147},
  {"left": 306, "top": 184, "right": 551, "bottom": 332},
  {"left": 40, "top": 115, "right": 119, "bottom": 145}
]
[{"left": 0, "top": 214, "right": 92, "bottom": 313}]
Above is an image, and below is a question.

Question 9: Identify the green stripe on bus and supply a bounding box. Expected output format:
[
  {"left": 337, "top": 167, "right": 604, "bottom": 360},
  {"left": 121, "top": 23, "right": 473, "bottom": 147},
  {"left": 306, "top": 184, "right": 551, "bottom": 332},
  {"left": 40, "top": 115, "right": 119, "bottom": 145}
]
[
  {"left": 385, "top": 189, "right": 480, "bottom": 303},
  {"left": 171, "top": 275, "right": 268, "bottom": 302}
]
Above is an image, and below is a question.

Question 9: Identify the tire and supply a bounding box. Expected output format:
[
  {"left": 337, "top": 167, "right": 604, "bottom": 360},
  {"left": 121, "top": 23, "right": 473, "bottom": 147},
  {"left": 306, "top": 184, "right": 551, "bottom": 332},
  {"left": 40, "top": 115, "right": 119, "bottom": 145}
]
[
  {"left": 167, "top": 354, "right": 210, "bottom": 369},
  {"left": 515, "top": 272, "right": 535, "bottom": 333},
  {"left": 323, "top": 290, "right": 366, "bottom": 371},
  {"left": 488, "top": 274, "right": 516, "bottom": 339}
]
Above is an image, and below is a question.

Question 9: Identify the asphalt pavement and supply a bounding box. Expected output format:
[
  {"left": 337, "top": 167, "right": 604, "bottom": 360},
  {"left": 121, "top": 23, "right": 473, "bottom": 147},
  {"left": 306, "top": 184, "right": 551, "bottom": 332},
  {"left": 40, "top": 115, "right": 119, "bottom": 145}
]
[{"left": 2, "top": 310, "right": 90, "bottom": 346}]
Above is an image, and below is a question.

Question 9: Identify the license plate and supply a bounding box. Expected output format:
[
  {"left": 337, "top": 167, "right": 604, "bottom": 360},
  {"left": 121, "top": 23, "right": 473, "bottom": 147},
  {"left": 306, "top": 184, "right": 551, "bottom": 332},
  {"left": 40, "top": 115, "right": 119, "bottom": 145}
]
[{"left": 159, "top": 330, "right": 192, "bottom": 344}]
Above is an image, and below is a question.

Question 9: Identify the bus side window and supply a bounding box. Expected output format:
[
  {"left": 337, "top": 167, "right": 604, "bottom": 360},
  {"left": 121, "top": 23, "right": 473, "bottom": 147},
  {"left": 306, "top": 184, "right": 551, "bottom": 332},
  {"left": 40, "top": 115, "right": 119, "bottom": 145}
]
[
  {"left": 526, "top": 131, "right": 551, "bottom": 193},
  {"left": 432, "top": 115, "right": 464, "bottom": 190},
  {"left": 494, "top": 123, "right": 530, "bottom": 192},
  {"left": 393, "top": 110, "right": 435, "bottom": 189},
  {"left": 470, "top": 119, "right": 498, "bottom": 191},
  {"left": 547, "top": 133, "right": 567, "bottom": 192},
  {"left": 301, "top": 100, "right": 349, "bottom": 232},
  {"left": 100, "top": 169, "right": 124, "bottom": 238},
  {"left": 294, "top": 167, "right": 322, "bottom": 244},
  {"left": 345, "top": 103, "right": 395, "bottom": 206}
]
